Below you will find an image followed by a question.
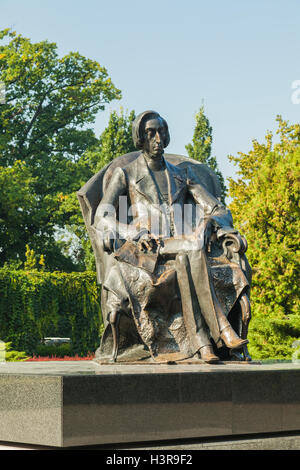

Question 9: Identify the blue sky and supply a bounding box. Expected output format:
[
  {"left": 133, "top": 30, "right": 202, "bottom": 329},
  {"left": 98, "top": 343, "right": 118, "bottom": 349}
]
[{"left": 1, "top": 0, "right": 299, "bottom": 182}]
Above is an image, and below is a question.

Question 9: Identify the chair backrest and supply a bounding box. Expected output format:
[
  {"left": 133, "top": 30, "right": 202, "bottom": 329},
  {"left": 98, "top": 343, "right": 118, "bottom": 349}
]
[{"left": 77, "top": 151, "right": 222, "bottom": 283}]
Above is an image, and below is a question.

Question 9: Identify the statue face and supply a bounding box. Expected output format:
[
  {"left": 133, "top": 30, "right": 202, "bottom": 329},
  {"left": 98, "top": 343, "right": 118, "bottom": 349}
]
[{"left": 143, "top": 117, "right": 165, "bottom": 158}]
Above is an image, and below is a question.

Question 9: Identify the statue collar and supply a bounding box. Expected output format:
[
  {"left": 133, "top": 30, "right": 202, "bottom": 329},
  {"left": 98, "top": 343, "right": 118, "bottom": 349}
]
[{"left": 134, "top": 153, "right": 186, "bottom": 205}]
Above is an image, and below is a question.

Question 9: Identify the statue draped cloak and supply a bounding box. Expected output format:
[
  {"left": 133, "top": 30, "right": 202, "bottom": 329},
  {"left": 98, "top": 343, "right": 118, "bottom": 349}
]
[{"left": 77, "top": 152, "right": 251, "bottom": 363}]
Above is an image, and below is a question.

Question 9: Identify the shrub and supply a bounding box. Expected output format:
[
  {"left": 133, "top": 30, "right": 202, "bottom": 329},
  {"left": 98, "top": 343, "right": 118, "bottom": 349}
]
[
  {"left": 35, "top": 342, "right": 72, "bottom": 358},
  {"left": 0, "top": 268, "right": 102, "bottom": 356},
  {"left": 1, "top": 342, "right": 29, "bottom": 362},
  {"left": 228, "top": 118, "right": 300, "bottom": 359}
]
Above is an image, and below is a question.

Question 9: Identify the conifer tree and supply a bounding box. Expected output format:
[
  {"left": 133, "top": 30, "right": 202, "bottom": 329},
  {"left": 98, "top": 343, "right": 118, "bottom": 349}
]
[{"left": 186, "top": 106, "right": 226, "bottom": 203}]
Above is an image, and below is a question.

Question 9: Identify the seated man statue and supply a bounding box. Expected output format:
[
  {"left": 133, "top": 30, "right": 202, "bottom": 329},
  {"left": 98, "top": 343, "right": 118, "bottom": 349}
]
[{"left": 79, "top": 110, "right": 252, "bottom": 364}]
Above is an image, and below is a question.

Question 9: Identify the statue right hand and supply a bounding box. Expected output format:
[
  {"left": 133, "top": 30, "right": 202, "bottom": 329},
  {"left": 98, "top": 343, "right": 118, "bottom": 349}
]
[{"left": 137, "top": 233, "right": 161, "bottom": 252}]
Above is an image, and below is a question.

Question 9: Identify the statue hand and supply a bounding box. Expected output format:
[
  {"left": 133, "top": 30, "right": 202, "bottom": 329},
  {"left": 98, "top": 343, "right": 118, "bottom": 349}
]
[{"left": 137, "top": 233, "right": 161, "bottom": 252}]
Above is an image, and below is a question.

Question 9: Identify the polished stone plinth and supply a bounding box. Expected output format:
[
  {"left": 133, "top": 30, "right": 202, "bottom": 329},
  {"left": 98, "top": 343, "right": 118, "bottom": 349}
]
[{"left": 0, "top": 361, "right": 299, "bottom": 448}]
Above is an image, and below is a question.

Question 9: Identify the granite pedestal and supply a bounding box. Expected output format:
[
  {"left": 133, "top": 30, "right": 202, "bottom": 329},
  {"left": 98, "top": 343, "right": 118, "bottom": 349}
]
[{"left": 0, "top": 361, "right": 299, "bottom": 448}]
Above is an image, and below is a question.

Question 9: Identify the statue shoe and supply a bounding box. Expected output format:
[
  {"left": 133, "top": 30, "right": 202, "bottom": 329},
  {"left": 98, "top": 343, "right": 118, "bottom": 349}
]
[
  {"left": 220, "top": 326, "right": 249, "bottom": 350},
  {"left": 199, "top": 345, "right": 219, "bottom": 364}
]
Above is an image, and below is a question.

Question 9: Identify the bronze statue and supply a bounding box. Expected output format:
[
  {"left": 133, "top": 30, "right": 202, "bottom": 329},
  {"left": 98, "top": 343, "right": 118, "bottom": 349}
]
[{"left": 78, "top": 111, "right": 252, "bottom": 364}]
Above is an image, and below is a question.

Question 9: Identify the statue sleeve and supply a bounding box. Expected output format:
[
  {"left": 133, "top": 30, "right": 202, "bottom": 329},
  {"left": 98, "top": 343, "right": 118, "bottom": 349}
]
[
  {"left": 93, "top": 167, "right": 144, "bottom": 246},
  {"left": 186, "top": 169, "right": 234, "bottom": 229}
]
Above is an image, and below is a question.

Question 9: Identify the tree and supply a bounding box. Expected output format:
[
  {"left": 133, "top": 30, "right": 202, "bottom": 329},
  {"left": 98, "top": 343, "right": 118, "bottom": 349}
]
[
  {"left": 0, "top": 29, "right": 121, "bottom": 270},
  {"left": 85, "top": 108, "right": 136, "bottom": 172},
  {"left": 185, "top": 106, "right": 226, "bottom": 203},
  {"left": 58, "top": 108, "right": 136, "bottom": 270},
  {"left": 0, "top": 160, "right": 35, "bottom": 263},
  {"left": 228, "top": 116, "right": 300, "bottom": 359}
]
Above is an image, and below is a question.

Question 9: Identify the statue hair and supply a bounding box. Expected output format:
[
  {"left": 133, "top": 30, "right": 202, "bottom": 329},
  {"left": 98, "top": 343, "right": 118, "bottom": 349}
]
[{"left": 132, "top": 110, "right": 170, "bottom": 150}]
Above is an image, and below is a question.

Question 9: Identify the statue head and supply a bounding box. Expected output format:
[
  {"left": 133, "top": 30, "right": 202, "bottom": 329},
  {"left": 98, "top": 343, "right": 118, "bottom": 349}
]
[{"left": 132, "top": 110, "right": 170, "bottom": 158}]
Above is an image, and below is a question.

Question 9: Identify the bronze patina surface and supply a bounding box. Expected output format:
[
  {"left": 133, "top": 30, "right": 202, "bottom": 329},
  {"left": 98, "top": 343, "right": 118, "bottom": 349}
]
[{"left": 78, "top": 110, "right": 252, "bottom": 364}]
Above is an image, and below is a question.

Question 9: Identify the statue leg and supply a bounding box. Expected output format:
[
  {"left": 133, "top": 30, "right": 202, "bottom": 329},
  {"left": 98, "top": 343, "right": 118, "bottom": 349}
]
[
  {"left": 176, "top": 252, "right": 219, "bottom": 363},
  {"left": 188, "top": 248, "right": 249, "bottom": 351},
  {"left": 213, "top": 291, "right": 249, "bottom": 351}
]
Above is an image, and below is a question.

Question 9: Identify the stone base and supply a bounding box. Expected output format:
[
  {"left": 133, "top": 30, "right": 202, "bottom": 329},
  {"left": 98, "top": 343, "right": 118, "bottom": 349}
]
[
  {"left": 1, "top": 431, "right": 300, "bottom": 450},
  {"left": 0, "top": 361, "right": 299, "bottom": 448}
]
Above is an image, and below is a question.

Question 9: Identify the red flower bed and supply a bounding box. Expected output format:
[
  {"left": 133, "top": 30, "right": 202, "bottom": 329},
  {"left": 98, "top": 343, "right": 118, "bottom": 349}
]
[{"left": 26, "top": 353, "right": 95, "bottom": 361}]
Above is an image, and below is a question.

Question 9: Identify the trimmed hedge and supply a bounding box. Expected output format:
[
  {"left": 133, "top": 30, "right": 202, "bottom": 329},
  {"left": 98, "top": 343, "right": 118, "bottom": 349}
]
[{"left": 0, "top": 268, "right": 102, "bottom": 355}]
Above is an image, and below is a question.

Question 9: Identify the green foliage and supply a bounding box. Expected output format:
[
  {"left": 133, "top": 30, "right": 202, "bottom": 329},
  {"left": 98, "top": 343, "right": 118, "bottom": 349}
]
[
  {"left": 0, "top": 160, "right": 36, "bottom": 263},
  {"left": 0, "top": 267, "right": 102, "bottom": 355},
  {"left": 24, "top": 244, "right": 38, "bottom": 270},
  {"left": 228, "top": 116, "right": 300, "bottom": 359},
  {"left": 58, "top": 108, "right": 136, "bottom": 270},
  {"left": 35, "top": 342, "right": 72, "bottom": 358},
  {"left": 185, "top": 106, "right": 227, "bottom": 203},
  {"left": 86, "top": 108, "right": 136, "bottom": 172},
  {"left": 0, "top": 29, "right": 121, "bottom": 270},
  {"left": 1, "top": 342, "right": 29, "bottom": 361}
]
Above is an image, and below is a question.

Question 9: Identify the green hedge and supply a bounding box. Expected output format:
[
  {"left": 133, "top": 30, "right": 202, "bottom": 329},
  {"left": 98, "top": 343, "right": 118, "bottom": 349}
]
[
  {"left": 0, "top": 268, "right": 102, "bottom": 355},
  {"left": 248, "top": 314, "right": 300, "bottom": 360}
]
